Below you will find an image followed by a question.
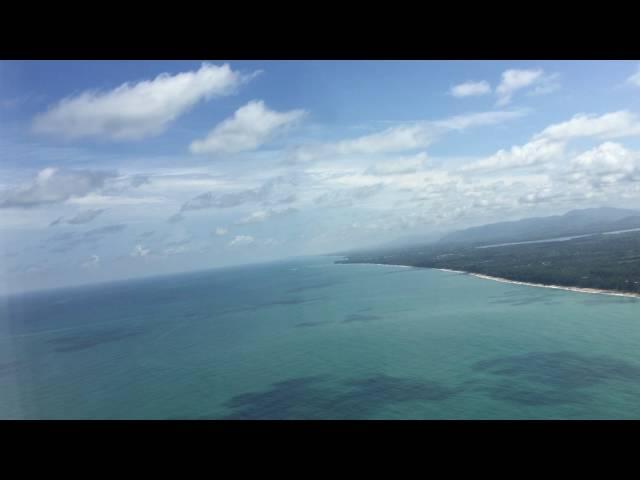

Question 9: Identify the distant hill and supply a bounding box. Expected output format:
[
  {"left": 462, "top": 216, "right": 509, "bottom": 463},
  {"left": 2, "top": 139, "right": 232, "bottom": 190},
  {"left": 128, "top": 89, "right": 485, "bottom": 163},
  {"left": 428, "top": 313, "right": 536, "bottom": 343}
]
[{"left": 437, "top": 207, "right": 640, "bottom": 246}]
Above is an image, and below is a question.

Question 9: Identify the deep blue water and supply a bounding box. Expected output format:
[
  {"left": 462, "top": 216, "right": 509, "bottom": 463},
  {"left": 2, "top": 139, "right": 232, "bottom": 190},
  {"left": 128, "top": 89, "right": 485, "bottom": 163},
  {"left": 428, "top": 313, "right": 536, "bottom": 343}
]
[{"left": 2, "top": 255, "right": 640, "bottom": 419}]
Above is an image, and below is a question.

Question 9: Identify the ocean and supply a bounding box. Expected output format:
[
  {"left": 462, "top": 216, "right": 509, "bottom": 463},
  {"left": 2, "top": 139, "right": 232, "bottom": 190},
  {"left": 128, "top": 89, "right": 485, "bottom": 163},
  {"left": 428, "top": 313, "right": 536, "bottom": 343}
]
[{"left": 2, "top": 255, "right": 640, "bottom": 419}]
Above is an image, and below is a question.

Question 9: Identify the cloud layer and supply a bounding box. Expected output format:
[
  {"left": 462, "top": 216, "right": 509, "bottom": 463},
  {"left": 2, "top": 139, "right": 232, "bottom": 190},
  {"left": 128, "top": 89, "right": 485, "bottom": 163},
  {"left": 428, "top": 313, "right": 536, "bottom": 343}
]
[{"left": 0, "top": 168, "right": 117, "bottom": 208}]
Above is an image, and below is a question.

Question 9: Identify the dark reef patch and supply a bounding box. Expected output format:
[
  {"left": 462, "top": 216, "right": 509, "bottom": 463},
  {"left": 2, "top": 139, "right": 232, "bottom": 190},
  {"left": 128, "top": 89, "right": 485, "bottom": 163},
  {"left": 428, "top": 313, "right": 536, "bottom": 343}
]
[
  {"left": 343, "top": 313, "right": 382, "bottom": 323},
  {"left": 295, "top": 321, "right": 332, "bottom": 328},
  {"left": 48, "top": 327, "right": 147, "bottom": 353},
  {"left": 482, "top": 382, "right": 585, "bottom": 406},
  {"left": 286, "top": 281, "right": 338, "bottom": 294},
  {"left": 220, "top": 297, "right": 325, "bottom": 316},
  {"left": 341, "top": 374, "right": 461, "bottom": 403},
  {"left": 472, "top": 351, "right": 640, "bottom": 406},
  {"left": 487, "top": 291, "right": 561, "bottom": 307},
  {"left": 218, "top": 373, "right": 459, "bottom": 420}
]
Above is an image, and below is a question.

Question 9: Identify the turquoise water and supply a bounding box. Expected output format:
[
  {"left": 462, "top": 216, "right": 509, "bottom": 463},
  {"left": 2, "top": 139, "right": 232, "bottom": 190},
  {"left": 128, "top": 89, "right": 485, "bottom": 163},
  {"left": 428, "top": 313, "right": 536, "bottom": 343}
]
[{"left": 2, "top": 255, "right": 640, "bottom": 419}]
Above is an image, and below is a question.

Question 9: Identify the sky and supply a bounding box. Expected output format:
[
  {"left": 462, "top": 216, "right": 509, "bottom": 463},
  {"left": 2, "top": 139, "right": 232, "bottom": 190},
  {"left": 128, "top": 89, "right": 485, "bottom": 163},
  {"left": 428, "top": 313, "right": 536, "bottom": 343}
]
[{"left": 2, "top": 60, "right": 640, "bottom": 294}]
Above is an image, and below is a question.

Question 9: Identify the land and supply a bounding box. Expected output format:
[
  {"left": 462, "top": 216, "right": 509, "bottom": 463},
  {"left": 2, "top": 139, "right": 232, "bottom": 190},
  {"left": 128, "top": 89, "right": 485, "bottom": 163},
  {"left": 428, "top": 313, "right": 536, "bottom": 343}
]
[{"left": 335, "top": 229, "right": 640, "bottom": 296}]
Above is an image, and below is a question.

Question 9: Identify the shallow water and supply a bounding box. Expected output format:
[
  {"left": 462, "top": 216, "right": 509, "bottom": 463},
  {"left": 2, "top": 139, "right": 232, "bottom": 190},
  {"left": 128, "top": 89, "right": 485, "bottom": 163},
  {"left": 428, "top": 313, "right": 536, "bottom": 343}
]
[{"left": 2, "top": 256, "right": 640, "bottom": 419}]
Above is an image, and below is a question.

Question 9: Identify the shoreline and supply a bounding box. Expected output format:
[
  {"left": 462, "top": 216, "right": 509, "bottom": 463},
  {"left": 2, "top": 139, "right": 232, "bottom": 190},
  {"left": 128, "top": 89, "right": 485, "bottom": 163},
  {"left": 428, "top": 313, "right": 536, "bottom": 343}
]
[
  {"left": 455, "top": 271, "right": 640, "bottom": 299},
  {"left": 337, "top": 260, "right": 640, "bottom": 299}
]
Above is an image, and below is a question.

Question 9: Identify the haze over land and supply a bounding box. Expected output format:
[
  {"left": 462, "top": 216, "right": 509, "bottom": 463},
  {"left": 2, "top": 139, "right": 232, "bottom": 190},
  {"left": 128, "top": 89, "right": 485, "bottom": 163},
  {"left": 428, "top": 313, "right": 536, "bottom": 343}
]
[{"left": 2, "top": 61, "right": 640, "bottom": 293}]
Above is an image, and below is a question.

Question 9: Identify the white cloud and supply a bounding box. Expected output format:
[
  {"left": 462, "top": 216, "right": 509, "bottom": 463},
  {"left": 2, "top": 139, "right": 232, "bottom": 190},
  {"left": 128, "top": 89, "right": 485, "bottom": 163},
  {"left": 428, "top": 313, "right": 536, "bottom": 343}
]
[
  {"left": 0, "top": 168, "right": 117, "bottom": 208},
  {"left": 33, "top": 63, "right": 257, "bottom": 141},
  {"left": 314, "top": 184, "right": 384, "bottom": 208},
  {"left": 333, "top": 123, "right": 434, "bottom": 155},
  {"left": 460, "top": 139, "right": 565, "bottom": 173},
  {"left": 236, "top": 207, "right": 297, "bottom": 224},
  {"left": 518, "top": 188, "right": 561, "bottom": 205},
  {"left": 163, "top": 243, "right": 189, "bottom": 256},
  {"left": 289, "top": 110, "right": 527, "bottom": 163},
  {"left": 366, "top": 152, "right": 429, "bottom": 176},
  {"left": 66, "top": 194, "right": 166, "bottom": 206},
  {"left": 180, "top": 174, "right": 300, "bottom": 213},
  {"left": 496, "top": 69, "right": 544, "bottom": 106},
  {"left": 190, "top": 100, "right": 306, "bottom": 154},
  {"left": 450, "top": 81, "right": 491, "bottom": 98},
  {"left": 568, "top": 142, "right": 640, "bottom": 187},
  {"left": 527, "top": 73, "right": 561, "bottom": 96},
  {"left": 215, "top": 227, "right": 228, "bottom": 236},
  {"left": 130, "top": 244, "right": 151, "bottom": 257},
  {"left": 237, "top": 210, "right": 270, "bottom": 224},
  {"left": 535, "top": 111, "right": 640, "bottom": 141},
  {"left": 433, "top": 110, "right": 528, "bottom": 131},
  {"left": 228, "top": 235, "right": 254, "bottom": 247}
]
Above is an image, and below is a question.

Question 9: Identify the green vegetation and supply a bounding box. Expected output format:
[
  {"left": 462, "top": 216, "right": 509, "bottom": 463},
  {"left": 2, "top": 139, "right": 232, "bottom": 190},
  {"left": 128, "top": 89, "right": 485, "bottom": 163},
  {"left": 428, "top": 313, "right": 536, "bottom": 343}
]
[{"left": 337, "top": 231, "right": 640, "bottom": 294}]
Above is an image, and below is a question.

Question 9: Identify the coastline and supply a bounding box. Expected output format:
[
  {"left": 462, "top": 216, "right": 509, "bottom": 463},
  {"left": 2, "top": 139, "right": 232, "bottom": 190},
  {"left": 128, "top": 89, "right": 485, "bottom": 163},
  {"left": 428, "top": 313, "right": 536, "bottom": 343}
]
[
  {"left": 456, "top": 271, "right": 640, "bottom": 299},
  {"left": 337, "top": 260, "right": 640, "bottom": 299}
]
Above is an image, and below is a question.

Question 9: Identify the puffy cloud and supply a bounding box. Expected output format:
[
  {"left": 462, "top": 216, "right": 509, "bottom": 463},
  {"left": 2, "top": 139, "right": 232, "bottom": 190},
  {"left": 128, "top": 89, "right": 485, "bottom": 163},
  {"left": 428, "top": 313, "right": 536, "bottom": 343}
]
[
  {"left": 496, "top": 69, "right": 544, "bottom": 106},
  {"left": 450, "top": 81, "right": 491, "bottom": 98},
  {"left": 190, "top": 100, "right": 306, "bottom": 154},
  {"left": 228, "top": 235, "right": 254, "bottom": 247},
  {"left": 568, "top": 142, "right": 640, "bottom": 187},
  {"left": 534, "top": 111, "right": 640, "bottom": 141},
  {"left": 214, "top": 227, "right": 228, "bottom": 236},
  {"left": 0, "top": 168, "right": 117, "bottom": 208},
  {"left": 33, "top": 63, "right": 257, "bottom": 141},
  {"left": 459, "top": 139, "right": 565, "bottom": 173},
  {"left": 333, "top": 123, "right": 436, "bottom": 155},
  {"left": 66, "top": 208, "right": 104, "bottom": 225}
]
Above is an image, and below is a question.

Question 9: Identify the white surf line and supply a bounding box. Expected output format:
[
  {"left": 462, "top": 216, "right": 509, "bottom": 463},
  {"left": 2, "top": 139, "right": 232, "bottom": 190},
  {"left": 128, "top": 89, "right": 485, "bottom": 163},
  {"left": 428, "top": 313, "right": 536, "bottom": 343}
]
[
  {"left": 435, "top": 268, "right": 466, "bottom": 274},
  {"left": 369, "top": 263, "right": 413, "bottom": 268},
  {"left": 440, "top": 269, "right": 640, "bottom": 299},
  {"left": 333, "top": 262, "right": 413, "bottom": 268}
]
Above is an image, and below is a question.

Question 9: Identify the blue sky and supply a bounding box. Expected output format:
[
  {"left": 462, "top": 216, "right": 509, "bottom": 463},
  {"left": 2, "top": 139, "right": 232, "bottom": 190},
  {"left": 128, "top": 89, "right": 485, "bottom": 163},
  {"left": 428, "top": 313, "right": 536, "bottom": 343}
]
[{"left": 2, "top": 60, "right": 640, "bottom": 294}]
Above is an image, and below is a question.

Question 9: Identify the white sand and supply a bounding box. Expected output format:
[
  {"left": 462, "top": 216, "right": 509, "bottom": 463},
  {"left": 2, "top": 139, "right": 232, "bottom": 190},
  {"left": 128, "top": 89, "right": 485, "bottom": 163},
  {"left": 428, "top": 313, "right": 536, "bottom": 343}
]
[{"left": 437, "top": 268, "right": 640, "bottom": 299}]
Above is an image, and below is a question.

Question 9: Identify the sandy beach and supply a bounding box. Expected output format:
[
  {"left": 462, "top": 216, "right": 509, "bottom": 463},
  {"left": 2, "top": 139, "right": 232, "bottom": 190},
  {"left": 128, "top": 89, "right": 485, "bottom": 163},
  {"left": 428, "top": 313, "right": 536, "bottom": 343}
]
[{"left": 437, "top": 269, "right": 640, "bottom": 299}]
